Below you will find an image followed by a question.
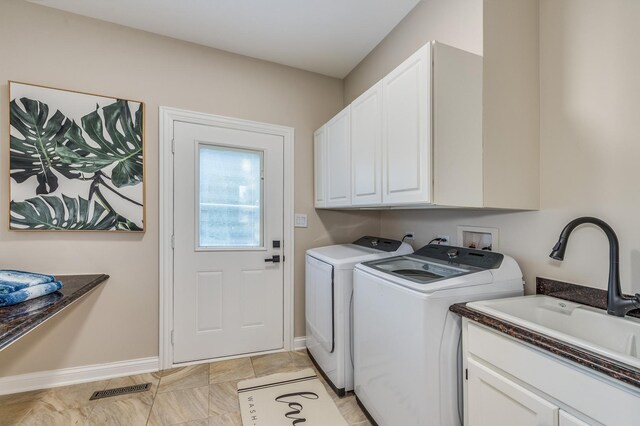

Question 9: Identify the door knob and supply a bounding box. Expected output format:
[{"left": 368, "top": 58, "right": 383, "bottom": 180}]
[{"left": 265, "top": 255, "right": 281, "bottom": 263}]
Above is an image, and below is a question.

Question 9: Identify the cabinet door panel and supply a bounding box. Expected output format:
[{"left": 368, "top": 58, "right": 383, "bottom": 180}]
[
  {"left": 382, "top": 44, "right": 431, "bottom": 205},
  {"left": 326, "top": 106, "right": 351, "bottom": 207},
  {"left": 468, "top": 358, "right": 559, "bottom": 426},
  {"left": 351, "top": 83, "right": 382, "bottom": 205},
  {"left": 314, "top": 127, "right": 326, "bottom": 208},
  {"left": 466, "top": 322, "right": 639, "bottom": 425},
  {"left": 559, "top": 411, "right": 593, "bottom": 426}
]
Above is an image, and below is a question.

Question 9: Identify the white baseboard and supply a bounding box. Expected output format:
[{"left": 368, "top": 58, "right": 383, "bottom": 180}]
[
  {"left": 293, "top": 336, "right": 307, "bottom": 351},
  {"left": 0, "top": 357, "right": 159, "bottom": 396}
]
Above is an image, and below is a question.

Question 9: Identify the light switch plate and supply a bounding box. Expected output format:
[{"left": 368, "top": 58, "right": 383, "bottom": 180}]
[{"left": 294, "top": 214, "right": 308, "bottom": 228}]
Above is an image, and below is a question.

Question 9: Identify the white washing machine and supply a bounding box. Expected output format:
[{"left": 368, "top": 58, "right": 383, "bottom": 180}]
[
  {"left": 305, "top": 236, "right": 413, "bottom": 396},
  {"left": 353, "top": 244, "right": 524, "bottom": 426}
]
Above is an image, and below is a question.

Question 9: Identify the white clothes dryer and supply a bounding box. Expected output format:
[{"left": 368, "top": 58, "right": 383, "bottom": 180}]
[
  {"left": 353, "top": 244, "right": 524, "bottom": 426},
  {"left": 305, "top": 236, "right": 413, "bottom": 395}
]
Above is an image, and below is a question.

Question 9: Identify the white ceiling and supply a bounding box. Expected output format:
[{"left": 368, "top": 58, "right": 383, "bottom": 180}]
[{"left": 27, "top": 0, "right": 420, "bottom": 78}]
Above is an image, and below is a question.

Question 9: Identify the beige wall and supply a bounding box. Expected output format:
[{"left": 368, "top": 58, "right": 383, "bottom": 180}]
[
  {"left": 343, "top": 0, "right": 483, "bottom": 104},
  {"left": 0, "top": 0, "right": 379, "bottom": 376},
  {"left": 4, "top": 0, "right": 640, "bottom": 379},
  {"left": 346, "top": 0, "right": 640, "bottom": 296},
  {"left": 483, "top": 0, "right": 539, "bottom": 209}
]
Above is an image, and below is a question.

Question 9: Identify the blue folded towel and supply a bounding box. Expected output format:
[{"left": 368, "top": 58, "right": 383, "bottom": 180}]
[
  {"left": 0, "top": 270, "right": 56, "bottom": 294},
  {"left": 0, "top": 283, "right": 20, "bottom": 295},
  {"left": 0, "top": 281, "right": 63, "bottom": 307}
]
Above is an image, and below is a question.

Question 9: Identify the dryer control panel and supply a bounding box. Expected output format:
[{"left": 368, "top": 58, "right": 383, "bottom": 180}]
[{"left": 353, "top": 236, "right": 403, "bottom": 252}]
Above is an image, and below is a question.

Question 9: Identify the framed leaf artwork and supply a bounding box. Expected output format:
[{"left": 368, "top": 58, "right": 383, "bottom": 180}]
[{"left": 8, "top": 81, "right": 145, "bottom": 231}]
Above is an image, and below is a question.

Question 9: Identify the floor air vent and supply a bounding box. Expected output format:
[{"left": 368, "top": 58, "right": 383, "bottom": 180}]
[{"left": 89, "top": 383, "right": 152, "bottom": 400}]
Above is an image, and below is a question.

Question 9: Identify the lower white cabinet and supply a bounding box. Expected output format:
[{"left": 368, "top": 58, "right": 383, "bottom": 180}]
[
  {"left": 560, "top": 411, "right": 591, "bottom": 426},
  {"left": 467, "top": 358, "right": 559, "bottom": 426},
  {"left": 463, "top": 320, "right": 640, "bottom": 426}
]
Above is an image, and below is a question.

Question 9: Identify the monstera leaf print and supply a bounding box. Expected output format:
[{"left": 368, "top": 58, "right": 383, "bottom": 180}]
[
  {"left": 113, "top": 214, "right": 143, "bottom": 231},
  {"left": 9, "top": 82, "right": 145, "bottom": 232},
  {"left": 10, "top": 98, "right": 80, "bottom": 194},
  {"left": 56, "top": 100, "right": 143, "bottom": 188},
  {"left": 10, "top": 195, "right": 118, "bottom": 230}
]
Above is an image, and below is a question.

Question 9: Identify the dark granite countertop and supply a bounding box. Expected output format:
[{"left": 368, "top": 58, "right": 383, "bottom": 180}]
[
  {"left": 450, "top": 277, "right": 640, "bottom": 389},
  {"left": 0, "top": 274, "right": 109, "bottom": 351},
  {"left": 536, "top": 277, "right": 640, "bottom": 319}
]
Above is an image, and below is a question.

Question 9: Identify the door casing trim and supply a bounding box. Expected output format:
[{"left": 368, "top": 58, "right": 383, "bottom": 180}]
[{"left": 159, "top": 106, "right": 295, "bottom": 369}]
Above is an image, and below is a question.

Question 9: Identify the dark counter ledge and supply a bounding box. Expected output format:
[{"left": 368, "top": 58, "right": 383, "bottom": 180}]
[
  {"left": 536, "top": 277, "right": 640, "bottom": 319},
  {"left": 0, "top": 274, "right": 109, "bottom": 351},
  {"left": 450, "top": 277, "right": 640, "bottom": 389}
]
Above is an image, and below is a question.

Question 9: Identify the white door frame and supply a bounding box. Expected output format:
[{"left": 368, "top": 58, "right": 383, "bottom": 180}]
[{"left": 159, "top": 106, "right": 295, "bottom": 369}]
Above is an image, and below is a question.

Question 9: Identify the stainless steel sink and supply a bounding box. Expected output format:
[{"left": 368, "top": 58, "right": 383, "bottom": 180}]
[{"left": 468, "top": 295, "right": 640, "bottom": 369}]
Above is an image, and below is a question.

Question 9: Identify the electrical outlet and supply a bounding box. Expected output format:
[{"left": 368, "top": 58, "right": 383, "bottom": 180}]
[
  {"left": 404, "top": 232, "right": 415, "bottom": 240},
  {"left": 436, "top": 234, "right": 450, "bottom": 244}
]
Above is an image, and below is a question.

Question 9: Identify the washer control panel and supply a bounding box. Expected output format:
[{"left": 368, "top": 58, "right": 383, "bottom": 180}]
[
  {"left": 415, "top": 244, "right": 504, "bottom": 269},
  {"left": 353, "top": 236, "right": 403, "bottom": 253}
]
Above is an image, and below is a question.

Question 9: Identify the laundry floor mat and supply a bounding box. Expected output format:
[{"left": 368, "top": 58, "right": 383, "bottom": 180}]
[{"left": 237, "top": 368, "right": 349, "bottom": 426}]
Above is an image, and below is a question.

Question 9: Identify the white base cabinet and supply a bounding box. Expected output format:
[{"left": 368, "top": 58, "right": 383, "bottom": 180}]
[
  {"left": 560, "top": 411, "right": 591, "bottom": 426},
  {"left": 463, "top": 320, "right": 640, "bottom": 426},
  {"left": 468, "top": 357, "right": 559, "bottom": 426}
]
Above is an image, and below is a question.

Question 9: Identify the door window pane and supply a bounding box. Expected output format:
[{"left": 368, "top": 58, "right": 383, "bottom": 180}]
[{"left": 198, "top": 145, "right": 263, "bottom": 248}]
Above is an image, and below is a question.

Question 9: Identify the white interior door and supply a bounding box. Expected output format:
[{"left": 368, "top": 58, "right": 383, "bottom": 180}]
[{"left": 173, "top": 121, "right": 284, "bottom": 363}]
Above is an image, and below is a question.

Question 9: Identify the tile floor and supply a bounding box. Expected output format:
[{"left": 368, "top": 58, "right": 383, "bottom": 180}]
[{"left": 0, "top": 351, "right": 371, "bottom": 426}]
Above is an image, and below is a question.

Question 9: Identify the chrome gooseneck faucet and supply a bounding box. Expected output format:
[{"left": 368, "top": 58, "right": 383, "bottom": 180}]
[{"left": 549, "top": 217, "right": 640, "bottom": 317}]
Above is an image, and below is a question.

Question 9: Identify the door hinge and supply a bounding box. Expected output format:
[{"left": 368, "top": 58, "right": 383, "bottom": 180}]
[
  {"left": 465, "top": 368, "right": 468, "bottom": 380},
  {"left": 171, "top": 330, "right": 175, "bottom": 345},
  {"left": 171, "top": 138, "right": 175, "bottom": 154},
  {"left": 171, "top": 234, "right": 175, "bottom": 250}
]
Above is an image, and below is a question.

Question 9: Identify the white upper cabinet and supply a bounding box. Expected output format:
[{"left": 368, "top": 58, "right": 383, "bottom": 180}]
[
  {"left": 351, "top": 82, "right": 383, "bottom": 206},
  {"left": 382, "top": 45, "right": 431, "bottom": 205},
  {"left": 313, "top": 127, "right": 326, "bottom": 208},
  {"left": 325, "top": 106, "right": 351, "bottom": 207},
  {"left": 314, "top": 41, "right": 495, "bottom": 209}
]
